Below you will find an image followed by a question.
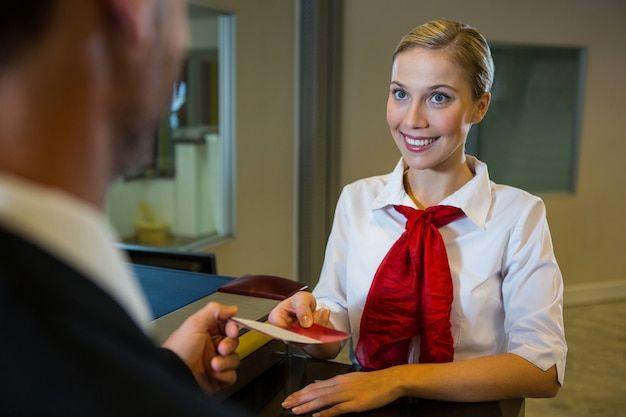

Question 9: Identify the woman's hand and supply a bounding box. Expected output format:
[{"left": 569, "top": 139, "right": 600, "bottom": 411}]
[
  {"left": 281, "top": 369, "right": 403, "bottom": 417},
  {"left": 269, "top": 291, "right": 330, "bottom": 328},
  {"left": 268, "top": 291, "right": 339, "bottom": 360}
]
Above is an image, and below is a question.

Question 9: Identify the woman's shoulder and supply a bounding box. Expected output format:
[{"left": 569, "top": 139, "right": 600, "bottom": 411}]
[
  {"left": 470, "top": 156, "right": 545, "bottom": 210},
  {"left": 489, "top": 181, "right": 547, "bottom": 224},
  {"left": 341, "top": 158, "right": 405, "bottom": 198},
  {"left": 491, "top": 181, "right": 544, "bottom": 205},
  {"left": 333, "top": 169, "right": 402, "bottom": 219},
  {"left": 343, "top": 172, "right": 393, "bottom": 193}
]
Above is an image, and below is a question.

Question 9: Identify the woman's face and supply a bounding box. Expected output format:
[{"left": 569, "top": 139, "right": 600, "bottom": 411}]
[{"left": 386, "top": 47, "right": 489, "bottom": 172}]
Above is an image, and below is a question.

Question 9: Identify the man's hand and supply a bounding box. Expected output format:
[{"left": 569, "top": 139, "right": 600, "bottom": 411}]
[{"left": 162, "top": 302, "right": 240, "bottom": 395}]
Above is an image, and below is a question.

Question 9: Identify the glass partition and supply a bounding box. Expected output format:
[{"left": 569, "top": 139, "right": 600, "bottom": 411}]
[{"left": 105, "top": 4, "right": 235, "bottom": 250}]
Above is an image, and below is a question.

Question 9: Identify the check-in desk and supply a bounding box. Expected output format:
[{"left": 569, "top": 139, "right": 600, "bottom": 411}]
[
  {"left": 135, "top": 265, "right": 525, "bottom": 417},
  {"left": 230, "top": 354, "right": 525, "bottom": 417}
]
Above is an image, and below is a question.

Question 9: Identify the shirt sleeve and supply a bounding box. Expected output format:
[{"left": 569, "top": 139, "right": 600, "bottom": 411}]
[
  {"left": 313, "top": 188, "right": 351, "bottom": 335},
  {"left": 501, "top": 197, "right": 567, "bottom": 385}
]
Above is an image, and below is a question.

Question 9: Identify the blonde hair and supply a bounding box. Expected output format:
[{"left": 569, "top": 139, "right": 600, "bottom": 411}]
[{"left": 393, "top": 20, "right": 494, "bottom": 101}]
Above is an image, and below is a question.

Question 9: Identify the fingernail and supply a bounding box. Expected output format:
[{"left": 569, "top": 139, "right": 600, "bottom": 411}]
[{"left": 302, "top": 315, "right": 312, "bottom": 327}]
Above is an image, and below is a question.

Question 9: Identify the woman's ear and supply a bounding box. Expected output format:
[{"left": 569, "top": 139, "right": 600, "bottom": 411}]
[{"left": 471, "top": 92, "right": 491, "bottom": 124}]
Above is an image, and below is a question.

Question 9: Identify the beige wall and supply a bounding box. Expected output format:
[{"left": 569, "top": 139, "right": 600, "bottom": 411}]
[
  {"left": 192, "top": 0, "right": 297, "bottom": 279},
  {"left": 339, "top": 0, "right": 626, "bottom": 293}
]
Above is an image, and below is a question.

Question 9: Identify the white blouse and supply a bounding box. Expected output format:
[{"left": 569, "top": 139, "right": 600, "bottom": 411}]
[{"left": 313, "top": 156, "right": 567, "bottom": 385}]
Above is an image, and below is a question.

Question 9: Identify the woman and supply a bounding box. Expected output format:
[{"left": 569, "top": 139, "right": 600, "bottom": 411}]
[{"left": 270, "top": 19, "right": 567, "bottom": 416}]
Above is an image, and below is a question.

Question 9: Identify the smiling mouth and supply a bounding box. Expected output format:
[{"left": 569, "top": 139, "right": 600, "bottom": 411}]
[{"left": 403, "top": 134, "right": 439, "bottom": 147}]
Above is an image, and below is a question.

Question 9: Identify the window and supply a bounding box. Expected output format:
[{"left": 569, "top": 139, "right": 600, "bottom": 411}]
[
  {"left": 105, "top": 4, "right": 236, "bottom": 250},
  {"left": 466, "top": 44, "right": 586, "bottom": 193}
]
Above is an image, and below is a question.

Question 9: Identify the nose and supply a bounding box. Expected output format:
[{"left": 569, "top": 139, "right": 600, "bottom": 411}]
[{"left": 404, "top": 102, "right": 428, "bottom": 128}]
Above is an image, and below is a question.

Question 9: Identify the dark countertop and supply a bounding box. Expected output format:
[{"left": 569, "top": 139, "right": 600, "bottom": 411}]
[{"left": 227, "top": 353, "right": 525, "bottom": 417}]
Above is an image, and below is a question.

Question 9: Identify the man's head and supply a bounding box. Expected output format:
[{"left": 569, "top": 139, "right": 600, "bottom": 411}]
[
  {"left": 0, "top": 0, "right": 188, "bottom": 206},
  {"left": 105, "top": 0, "right": 189, "bottom": 179},
  {"left": 0, "top": 2, "right": 58, "bottom": 70}
]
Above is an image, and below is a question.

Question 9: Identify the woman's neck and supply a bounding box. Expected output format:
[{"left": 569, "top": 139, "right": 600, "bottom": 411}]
[{"left": 403, "top": 161, "right": 474, "bottom": 209}]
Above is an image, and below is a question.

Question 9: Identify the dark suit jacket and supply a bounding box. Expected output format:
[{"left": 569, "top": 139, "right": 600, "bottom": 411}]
[{"left": 0, "top": 228, "right": 250, "bottom": 416}]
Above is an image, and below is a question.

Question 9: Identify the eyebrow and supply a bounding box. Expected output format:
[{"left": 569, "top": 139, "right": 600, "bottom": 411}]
[{"left": 390, "top": 81, "right": 458, "bottom": 92}]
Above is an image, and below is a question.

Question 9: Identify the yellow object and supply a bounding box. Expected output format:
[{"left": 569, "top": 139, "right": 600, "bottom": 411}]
[
  {"left": 236, "top": 326, "right": 273, "bottom": 359},
  {"left": 136, "top": 221, "right": 170, "bottom": 245},
  {"left": 136, "top": 201, "right": 170, "bottom": 245}
]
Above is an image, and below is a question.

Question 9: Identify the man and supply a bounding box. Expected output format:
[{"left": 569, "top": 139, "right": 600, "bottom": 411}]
[{"left": 0, "top": 1, "right": 248, "bottom": 415}]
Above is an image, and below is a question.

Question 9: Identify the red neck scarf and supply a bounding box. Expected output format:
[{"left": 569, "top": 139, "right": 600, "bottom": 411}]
[{"left": 355, "top": 205, "right": 465, "bottom": 370}]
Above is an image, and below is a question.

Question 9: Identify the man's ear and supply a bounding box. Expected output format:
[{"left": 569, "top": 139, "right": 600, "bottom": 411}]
[
  {"left": 471, "top": 92, "right": 491, "bottom": 124},
  {"left": 100, "top": 0, "right": 151, "bottom": 44}
]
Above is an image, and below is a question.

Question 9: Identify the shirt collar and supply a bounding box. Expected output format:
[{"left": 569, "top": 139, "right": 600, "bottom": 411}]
[
  {"left": 371, "top": 155, "right": 492, "bottom": 229},
  {"left": 440, "top": 155, "right": 492, "bottom": 229},
  {"left": 0, "top": 174, "right": 152, "bottom": 328},
  {"left": 371, "top": 158, "right": 412, "bottom": 209}
]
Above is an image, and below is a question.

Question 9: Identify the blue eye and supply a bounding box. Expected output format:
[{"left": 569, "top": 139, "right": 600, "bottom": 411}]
[
  {"left": 393, "top": 89, "right": 408, "bottom": 100},
  {"left": 430, "top": 92, "right": 449, "bottom": 104}
]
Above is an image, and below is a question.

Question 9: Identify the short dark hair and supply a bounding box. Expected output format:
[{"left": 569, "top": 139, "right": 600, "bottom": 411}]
[{"left": 0, "top": 1, "right": 58, "bottom": 68}]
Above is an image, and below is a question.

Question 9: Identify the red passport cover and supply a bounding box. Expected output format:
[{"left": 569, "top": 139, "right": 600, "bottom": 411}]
[{"left": 218, "top": 274, "right": 308, "bottom": 300}]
